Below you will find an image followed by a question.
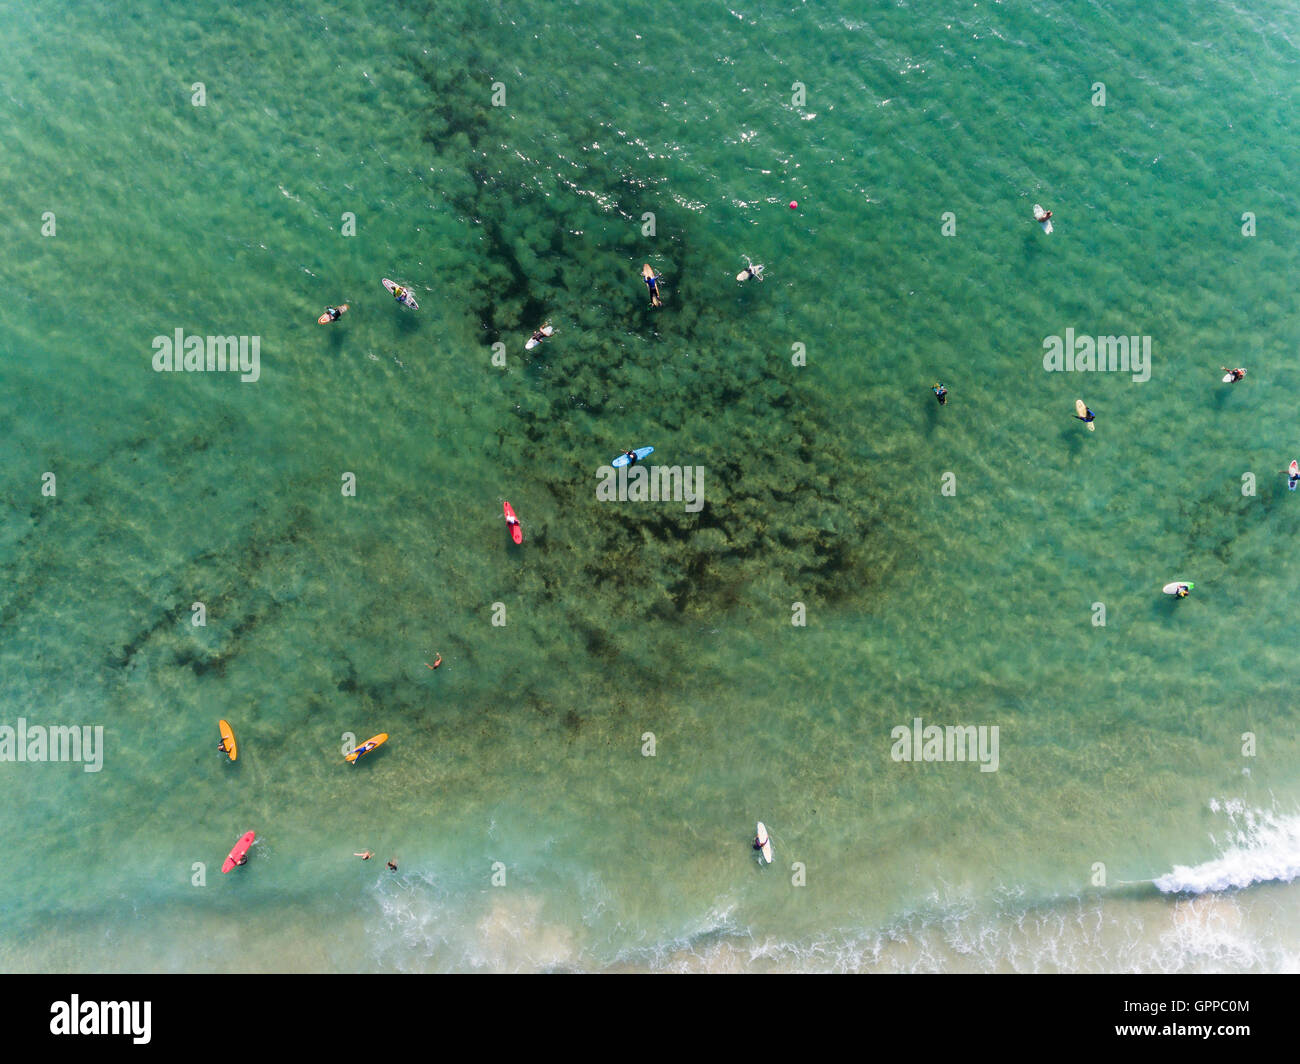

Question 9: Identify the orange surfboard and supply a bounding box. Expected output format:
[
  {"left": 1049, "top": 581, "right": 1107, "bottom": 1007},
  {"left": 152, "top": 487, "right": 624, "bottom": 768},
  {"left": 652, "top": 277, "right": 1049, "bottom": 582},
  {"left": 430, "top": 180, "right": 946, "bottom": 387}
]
[
  {"left": 218, "top": 719, "right": 237, "bottom": 762},
  {"left": 318, "top": 303, "right": 348, "bottom": 324},
  {"left": 346, "top": 733, "right": 388, "bottom": 763}
]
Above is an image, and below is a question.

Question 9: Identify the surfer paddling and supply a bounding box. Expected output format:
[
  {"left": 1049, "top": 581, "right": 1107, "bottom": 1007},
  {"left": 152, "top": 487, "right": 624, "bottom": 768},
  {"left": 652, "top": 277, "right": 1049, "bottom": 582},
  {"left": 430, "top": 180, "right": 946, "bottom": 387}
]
[
  {"left": 320, "top": 305, "right": 347, "bottom": 323},
  {"left": 1033, "top": 203, "right": 1053, "bottom": 232},
  {"left": 932, "top": 382, "right": 948, "bottom": 405},
  {"left": 1221, "top": 366, "right": 1247, "bottom": 383},
  {"left": 622, "top": 449, "right": 640, "bottom": 467},
  {"left": 1073, "top": 404, "right": 1096, "bottom": 427},
  {"left": 737, "top": 257, "right": 765, "bottom": 283},
  {"left": 642, "top": 264, "right": 663, "bottom": 308}
]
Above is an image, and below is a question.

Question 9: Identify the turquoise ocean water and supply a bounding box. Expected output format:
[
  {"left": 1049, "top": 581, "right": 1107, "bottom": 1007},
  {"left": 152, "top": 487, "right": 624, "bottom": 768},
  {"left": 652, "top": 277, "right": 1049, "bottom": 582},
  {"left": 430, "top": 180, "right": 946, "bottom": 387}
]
[{"left": 1, "top": 0, "right": 1298, "bottom": 972}]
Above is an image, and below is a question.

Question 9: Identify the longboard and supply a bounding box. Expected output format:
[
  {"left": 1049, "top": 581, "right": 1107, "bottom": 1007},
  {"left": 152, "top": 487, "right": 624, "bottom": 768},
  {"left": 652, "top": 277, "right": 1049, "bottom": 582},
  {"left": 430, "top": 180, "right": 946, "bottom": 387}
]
[
  {"left": 218, "top": 719, "right": 237, "bottom": 762},
  {"left": 222, "top": 830, "right": 255, "bottom": 873},
  {"left": 1162, "top": 582, "right": 1194, "bottom": 595},
  {"left": 756, "top": 822, "right": 773, "bottom": 865},
  {"left": 611, "top": 446, "right": 654, "bottom": 468},
  {"left": 1288, "top": 460, "right": 1299, "bottom": 490},
  {"left": 503, "top": 501, "right": 523, "bottom": 544},
  {"left": 1033, "top": 203, "right": 1053, "bottom": 234},
  {"left": 345, "top": 733, "right": 388, "bottom": 763},
  {"left": 524, "top": 324, "right": 554, "bottom": 351},
  {"left": 318, "top": 304, "right": 348, "bottom": 324},
  {"left": 381, "top": 278, "right": 418, "bottom": 309},
  {"left": 1075, "top": 399, "right": 1094, "bottom": 431}
]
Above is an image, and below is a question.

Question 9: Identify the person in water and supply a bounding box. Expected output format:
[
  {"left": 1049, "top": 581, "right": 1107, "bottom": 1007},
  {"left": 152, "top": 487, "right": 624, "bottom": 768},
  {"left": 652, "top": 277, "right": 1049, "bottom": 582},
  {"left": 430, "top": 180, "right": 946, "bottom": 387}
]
[
  {"left": 387, "top": 860, "right": 398, "bottom": 872},
  {"left": 323, "top": 306, "right": 344, "bottom": 322},
  {"left": 739, "top": 257, "right": 765, "bottom": 282},
  {"left": 390, "top": 284, "right": 410, "bottom": 304},
  {"left": 1281, "top": 466, "right": 1300, "bottom": 490},
  {"left": 933, "top": 383, "right": 948, "bottom": 405},
  {"left": 623, "top": 449, "right": 639, "bottom": 467},
  {"left": 530, "top": 327, "right": 548, "bottom": 344},
  {"left": 355, "top": 851, "right": 373, "bottom": 860},
  {"left": 1174, "top": 584, "right": 1190, "bottom": 598},
  {"left": 425, "top": 654, "right": 442, "bottom": 670},
  {"left": 1074, "top": 405, "right": 1096, "bottom": 425},
  {"left": 1221, "top": 366, "right": 1246, "bottom": 383},
  {"left": 642, "top": 265, "right": 663, "bottom": 308}
]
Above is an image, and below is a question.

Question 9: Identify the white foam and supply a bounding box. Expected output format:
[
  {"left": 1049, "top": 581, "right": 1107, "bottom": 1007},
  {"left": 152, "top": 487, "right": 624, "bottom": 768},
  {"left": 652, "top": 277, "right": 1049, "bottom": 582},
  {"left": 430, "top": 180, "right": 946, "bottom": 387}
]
[{"left": 1155, "top": 802, "right": 1300, "bottom": 894}]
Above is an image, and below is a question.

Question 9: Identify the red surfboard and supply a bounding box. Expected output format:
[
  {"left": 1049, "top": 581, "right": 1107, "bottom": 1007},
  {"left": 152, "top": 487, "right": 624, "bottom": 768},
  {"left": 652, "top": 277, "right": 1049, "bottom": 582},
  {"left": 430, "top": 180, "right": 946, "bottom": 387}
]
[
  {"left": 503, "top": 501, "right": 523, "bottom": 544},
  {"left": 222, "top": 830, "right": 255, "bottom": 874}
]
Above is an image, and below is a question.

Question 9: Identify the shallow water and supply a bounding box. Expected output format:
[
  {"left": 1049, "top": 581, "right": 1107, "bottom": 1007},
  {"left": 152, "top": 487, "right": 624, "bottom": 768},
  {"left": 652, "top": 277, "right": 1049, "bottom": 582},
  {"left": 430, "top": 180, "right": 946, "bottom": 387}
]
[{"left": 1, "top": 0, "right": 1298, "bottom": 972}]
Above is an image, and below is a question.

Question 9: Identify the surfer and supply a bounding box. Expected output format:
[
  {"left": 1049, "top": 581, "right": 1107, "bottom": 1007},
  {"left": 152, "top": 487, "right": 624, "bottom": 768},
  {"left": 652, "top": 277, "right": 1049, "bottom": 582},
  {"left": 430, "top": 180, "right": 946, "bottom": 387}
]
[
  {"left": 1033, "top": 204, "right": 1052, "bottom": 223},
  {"left": 1281, "top": 465, "right": 1300, "bottom": 490},
  {"left": 932, "top": 382, "right": 948, "bottom": 406},
  {"left": 1173, "top": 583, "right": 1191, "bottom": 598},
  {"left": 387, "top": 860, "right": 398, "bottom": 872},
  {"left": 389, "top": 284, "right": 410, "bottom": 305},
  {"left": 425, "top": 654, "right": 442, "bottom": 670},
  {"left": 322, "top": 306, "right": 345, "bottom": 322},
  {"left": 1073, "top": 405, "right": 1096, "bottom": 426},
  {"left": 354, "top": 851, "right": 373, "bottom": 861},
  {"left": 623, "top": 449, "right": 640, "bottom": 467},
  {"left": 738, "top": 257, "right": 765, "bottom": 283},
  {"left": 529, "top": 326, "right": 549, "bottom": 346},
  {"left": 1221, "top": 366, "right": 1246, "bottom": 383},
  {"left": 752, "top": 835, "right": 764, "bottom": 852},
  {"left": 642, "top": 264, "right": 663, "bottom": 308},
  {"left": 236, "top": 854, "right": 249, "bottom": 867}
]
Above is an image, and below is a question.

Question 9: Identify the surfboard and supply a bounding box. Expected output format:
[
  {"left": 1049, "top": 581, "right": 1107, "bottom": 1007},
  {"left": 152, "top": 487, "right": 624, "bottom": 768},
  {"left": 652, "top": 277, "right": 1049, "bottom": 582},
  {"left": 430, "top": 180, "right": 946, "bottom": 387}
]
[
  {"left": 611, "top": 446, "right": 654, "bottom": 468},
  {"left": 524, "top": 324, "right": 554, "bottom": 351},
  {"left": 756, "top": 822, "right": 773, "bottom": 865},
  {"left": 317, "top": 304, "right": 348, "bottom": 324},
  {"left": 381, "top": 278, "right": 418, "bottom": 309},
  {"left": 503, "top": 501, "right": 523, "bottom": 544},
  {"left": 345, "top": 733, "right": 388, "bottom": 763},
  {"left": 1162, "top": 582, "right": 1194, "bottom": 595},
  {"left": 222, "top": 830, "right": 255, "bottom": 873},
  {"left": 1033, "top": 203, "right": 1053, "bottom": 234},
  {"left": 1288, "top": 460, "right": 1298, "bottom": 490},
  {"left": 1075, "top": 399, "right": 1094, "bottom": 431},
  {"left": 218, "top": 719, "right": 237, "bottom": 762}
]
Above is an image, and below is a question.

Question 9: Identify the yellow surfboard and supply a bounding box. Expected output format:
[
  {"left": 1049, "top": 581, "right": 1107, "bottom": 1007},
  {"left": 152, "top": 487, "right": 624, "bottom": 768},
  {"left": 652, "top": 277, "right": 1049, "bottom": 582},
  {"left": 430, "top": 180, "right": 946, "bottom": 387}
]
[
  {"left": 218, "top": 719, "right": 238, "bottom": 762},
  {"left": 345, "top": 733, "right": 388, "bottom": 764},
  {"left": 1075, "top": 398, "right": 1095, "bottom": 431}
]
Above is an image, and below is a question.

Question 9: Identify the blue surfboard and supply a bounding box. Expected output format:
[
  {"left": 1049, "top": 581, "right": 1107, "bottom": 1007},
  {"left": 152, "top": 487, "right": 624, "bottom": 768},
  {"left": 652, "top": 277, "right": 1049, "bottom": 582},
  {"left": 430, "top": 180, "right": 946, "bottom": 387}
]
[{"left": 611, "top": 447, "right": 654, "bottom": 468}]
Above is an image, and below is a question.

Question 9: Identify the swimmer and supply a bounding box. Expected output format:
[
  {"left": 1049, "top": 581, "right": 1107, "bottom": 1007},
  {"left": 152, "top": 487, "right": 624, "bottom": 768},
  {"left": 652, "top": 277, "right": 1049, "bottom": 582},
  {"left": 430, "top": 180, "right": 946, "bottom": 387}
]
[
  {"left": 425, "top": 654, "right": 442, "bottom": 670},
  {"left": 932, "top": 382, "right": 948, "bottom": 405},
  {"left": 1221, "top": 366, "right": 1247, "bottom": 383},
  {"left": 354, "top": 851, "right": 373, "bottom": 860},
  {"left": 642, "top": 264, "right": 663, "bottom": 308},
  {"left": 387, "top": 860, "right": 398, "bottom": 873},
  {"left": 736, "top": 257, "right": 765, "bottom": 283}
]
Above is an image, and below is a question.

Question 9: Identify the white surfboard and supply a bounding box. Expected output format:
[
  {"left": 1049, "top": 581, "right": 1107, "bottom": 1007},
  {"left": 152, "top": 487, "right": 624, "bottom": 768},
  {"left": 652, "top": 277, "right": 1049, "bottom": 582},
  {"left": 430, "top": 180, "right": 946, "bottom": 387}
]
[
  {"left": 524, "top": 324, "right": 554, "bottom": 351},
  {"left": 1162, "top": 581, "right": 1193, "bottom": 595},
  {"left": 1033, "top": 203, "right": 1053, "bottom": 234},
  {"left": 755, "top": 822, "right": 773, "bottom": 865},
  {"left": 1222, "top": 368, "right": 1245, "bottom": 383},
  {"left": 1288, "top": 460, "right": 1298, "bottom": 490},
  {"left": 1075, "top": 398, "right": 1094, "bottom": 431}
]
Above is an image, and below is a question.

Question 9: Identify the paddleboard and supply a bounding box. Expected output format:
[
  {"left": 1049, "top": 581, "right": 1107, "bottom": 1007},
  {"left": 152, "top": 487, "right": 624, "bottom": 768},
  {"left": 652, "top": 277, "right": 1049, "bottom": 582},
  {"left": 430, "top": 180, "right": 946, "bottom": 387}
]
[
  {"left": 1033, "top": 203, "right": 1053, "bottom": 234},
  {"left": 381, "top": 278, "right": 418, "bottom": 309},
  {"left": 503, "top": 501, "right": 523, "bottom": 544},
  {"left": 222, "top": 830, "right": 255, "bottom": 873},
  {"left": 1075, "top": 399, "right": 1094, "bottom": 431},
  {"left": 756, "top": 822, "right": 773, "bottom": 865},
  {"left": 317, "top": 304, "right": 348, "bottom": 324},
  {"left": 218, "top": 719, "right": 237, "bottom": 762},
  {"left": 1288, "top": 460, "right": 1298, "bottom": 490},
  {"left": 611, "top": 446, "right": 654, "bottom": 468},
  {"left": 345, "top": 733, "right": 388, "bottom": 763},
  {"left": 1162, "top": 582, "right": 1194, "bottom": 596},
  {"left": 524, "top": 324, "right": 554, "bottom": 351}
]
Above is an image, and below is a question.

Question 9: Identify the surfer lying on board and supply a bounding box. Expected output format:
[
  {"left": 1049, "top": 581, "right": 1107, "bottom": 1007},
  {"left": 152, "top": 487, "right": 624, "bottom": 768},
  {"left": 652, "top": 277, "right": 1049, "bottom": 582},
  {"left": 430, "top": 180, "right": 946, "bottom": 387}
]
[
  {"left": 642, "top": 264, "right": 663, "bottom": 307},
  {"left": 752, "top": 835, "right": 765, "bottom": 851},
  {"left": 1173, "top": 583, "right": 1191, "bottom": 598},
  {"left": 933, "top": 382, "right": 948, "bottom": 405},
  {"left": 622, "top": 449, "right": 640, "bottom": 467},
  {"left": 1073, "top": 405, "right": 1096, "bottom": 426},
  {"left": 322, "top": 306, "right": 345, "bottom": 322},
  {"left": 737, "top": 257, "right": 765, "bottom": 282},
  {"left": 1221, "top": 366, "right": 1247, "bottom": 383},
  {"left": 389, "top": 284, "right": 410, "bottom": 304}
]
